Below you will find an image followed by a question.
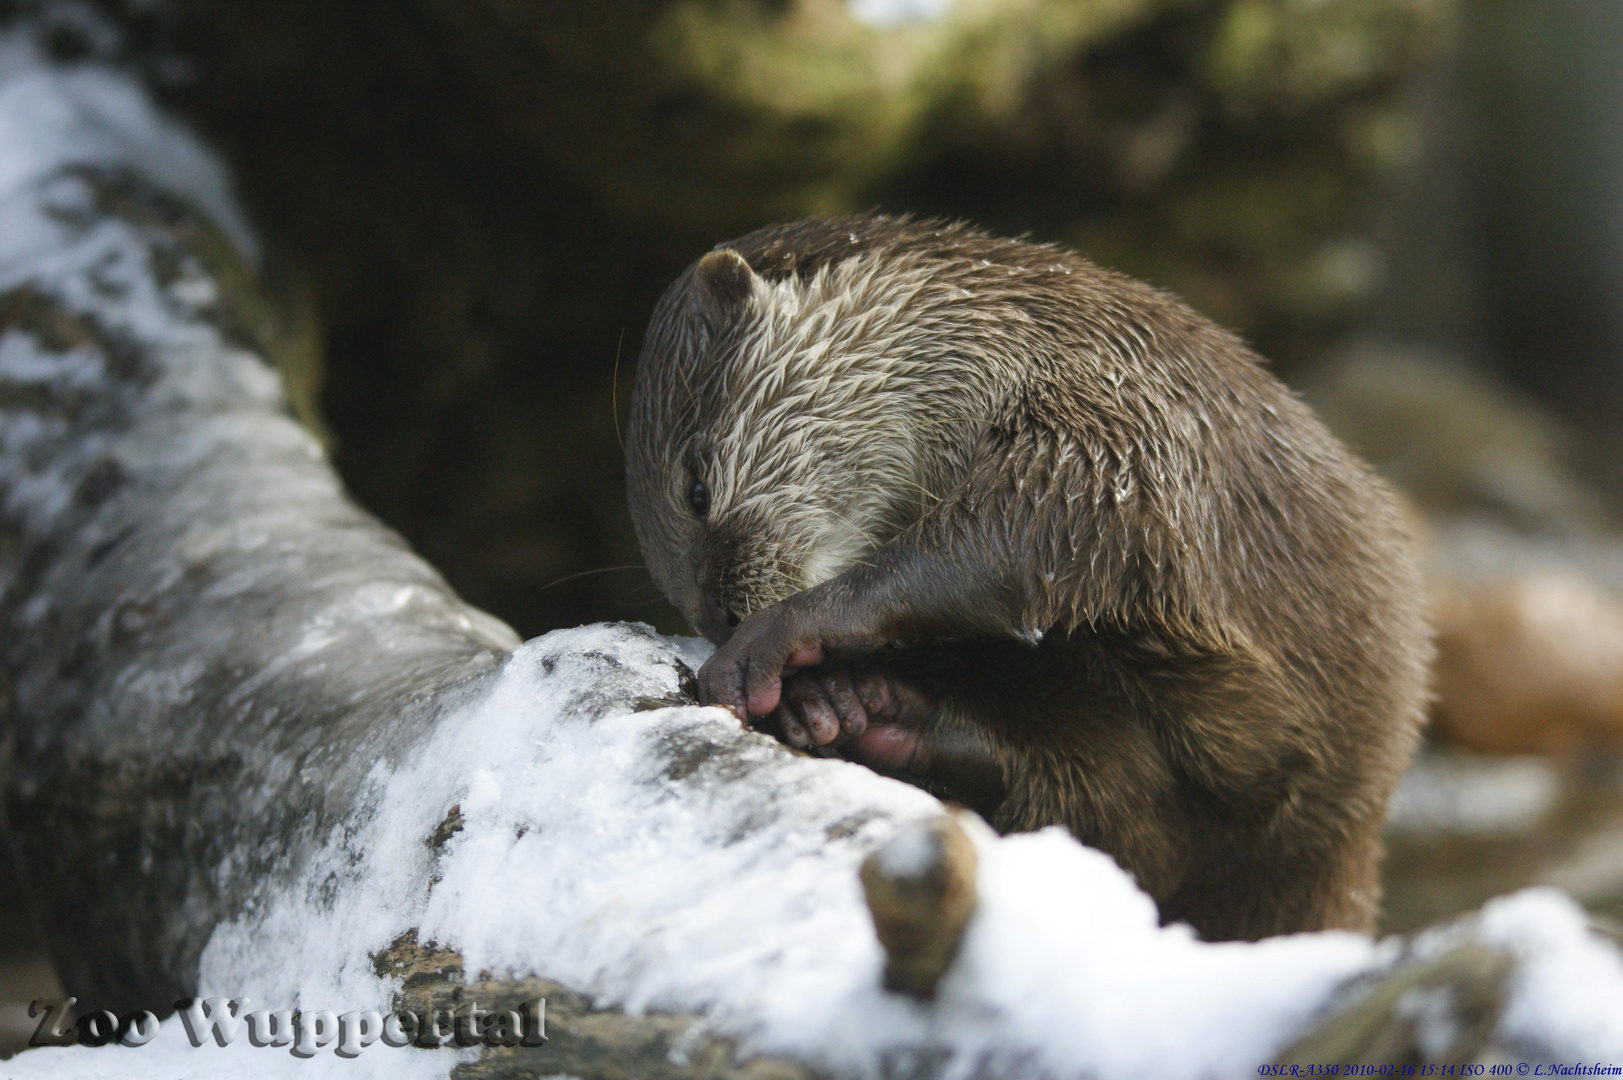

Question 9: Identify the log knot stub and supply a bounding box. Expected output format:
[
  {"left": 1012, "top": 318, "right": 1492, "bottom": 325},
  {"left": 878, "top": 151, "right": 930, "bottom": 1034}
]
[{"left": 860, "top": 814, "right": 979, "bottom": 999}]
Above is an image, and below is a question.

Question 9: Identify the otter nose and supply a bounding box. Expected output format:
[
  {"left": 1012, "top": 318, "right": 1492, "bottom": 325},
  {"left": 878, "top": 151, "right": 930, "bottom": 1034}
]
[{"left": 696, "top": 598, "right": 741, "bottom": 645}]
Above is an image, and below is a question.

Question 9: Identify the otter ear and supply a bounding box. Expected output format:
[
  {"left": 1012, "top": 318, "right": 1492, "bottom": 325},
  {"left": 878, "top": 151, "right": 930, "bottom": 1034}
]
[{"left": 689, "top": 249, "right": 758, "bottom": 338}]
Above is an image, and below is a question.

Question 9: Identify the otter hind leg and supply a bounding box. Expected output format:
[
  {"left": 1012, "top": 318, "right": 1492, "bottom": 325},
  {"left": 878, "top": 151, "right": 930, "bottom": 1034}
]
[
  {"left": 767, "top": 665, "right": 1008, "bottom": 819},
  {"left": 768, "top": 669, "right": 870, "bottom": 749}
]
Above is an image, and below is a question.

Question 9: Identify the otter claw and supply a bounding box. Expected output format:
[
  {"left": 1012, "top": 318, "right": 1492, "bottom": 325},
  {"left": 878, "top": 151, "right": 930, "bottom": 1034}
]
[
  {"left": 785, "top": 645, "right": 824, "bottom": 671},
  {"left": 800, "top": 693, "right": 841, "bottom": 744},
  {"left": 777, "top": 708, "right": 812, "bottom": 748}
]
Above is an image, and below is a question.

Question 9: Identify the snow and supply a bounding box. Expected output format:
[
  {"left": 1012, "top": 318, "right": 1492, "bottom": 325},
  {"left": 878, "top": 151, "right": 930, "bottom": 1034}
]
[
  {"left": 10, "top": 623, "right": 1603, "bottom": 1079},
  {"left": 234, "top": 627, "right": 1381, "bottom": 1080},
  {"left": 0, "top": 9, "right": 1622, "bottom": 1080},
  {"left": 4, "top": 625, "right": 1382, "bottom": 1080},
  {"left": 1479, "top": 890, "right": 1623, "bottom": 1061},
  {"left": 9, "top": 626, "right": 1606, "bottom": 1079},
  {"left": 0, "top": 23, "right": 255, "bottom": 265},
  {"left": 872, "top": 818, "right": 942, "bottom": 877}
]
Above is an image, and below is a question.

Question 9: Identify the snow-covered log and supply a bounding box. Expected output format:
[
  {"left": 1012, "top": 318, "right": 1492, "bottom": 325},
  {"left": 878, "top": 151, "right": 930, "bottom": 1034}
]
[
  {"left": 0, "top": 25, "right": 810, "bottom": 1080},
  {"left": 4, "top": 22, "right": 1623, "bottom": 1080}
]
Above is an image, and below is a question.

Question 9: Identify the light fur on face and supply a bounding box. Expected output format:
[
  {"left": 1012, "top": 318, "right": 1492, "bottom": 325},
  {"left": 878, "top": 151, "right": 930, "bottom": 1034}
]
[{"left": 628, "top": 232, "right": 1017, "bottom": 626}]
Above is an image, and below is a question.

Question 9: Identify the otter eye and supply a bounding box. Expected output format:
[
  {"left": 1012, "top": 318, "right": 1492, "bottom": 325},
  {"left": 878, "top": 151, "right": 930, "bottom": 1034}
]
[{"left": 688, "top": 479, "right": 710, "bottom": 519}]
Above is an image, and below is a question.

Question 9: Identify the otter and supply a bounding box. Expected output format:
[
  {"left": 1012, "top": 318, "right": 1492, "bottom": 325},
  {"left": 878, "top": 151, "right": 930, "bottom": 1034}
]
[{"left": 625, "top": 214, "right": 1429, "bottom": 942}]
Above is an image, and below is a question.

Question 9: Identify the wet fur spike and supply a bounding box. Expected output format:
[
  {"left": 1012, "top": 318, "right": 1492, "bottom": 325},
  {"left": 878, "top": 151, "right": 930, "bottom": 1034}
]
[{"left": 626, "top": 213, "right": 1431, "bottom": 941}]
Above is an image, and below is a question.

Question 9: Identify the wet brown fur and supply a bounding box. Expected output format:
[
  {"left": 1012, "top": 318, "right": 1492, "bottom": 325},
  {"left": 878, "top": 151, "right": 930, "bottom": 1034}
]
[{"left": 626, "top": 214, "right": 1430, "bottom": 941}]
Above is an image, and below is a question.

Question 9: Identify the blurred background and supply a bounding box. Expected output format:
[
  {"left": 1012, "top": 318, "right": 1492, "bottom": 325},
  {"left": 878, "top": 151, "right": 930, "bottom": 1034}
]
[{"left": 6, "top": 0, "right": 1623, "bottom": 1053}]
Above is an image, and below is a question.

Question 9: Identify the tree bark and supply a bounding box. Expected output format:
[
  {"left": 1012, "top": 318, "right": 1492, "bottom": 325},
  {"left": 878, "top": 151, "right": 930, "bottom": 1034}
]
[
  {"left": 0, "top": 165, "right": 517, "bottom": 1012},
  {"left": 0, "top": 58, "right": 819, "bottom": 1079}
]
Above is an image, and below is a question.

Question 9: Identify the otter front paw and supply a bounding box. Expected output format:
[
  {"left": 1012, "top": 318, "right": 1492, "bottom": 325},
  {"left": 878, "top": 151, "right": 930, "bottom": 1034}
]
[{"left": 698, "top": 599, "right": 829, "bottom": 721}]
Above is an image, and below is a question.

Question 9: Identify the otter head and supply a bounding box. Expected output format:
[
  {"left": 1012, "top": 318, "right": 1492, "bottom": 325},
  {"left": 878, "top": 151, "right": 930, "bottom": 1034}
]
[{"left": 627, "top": 220, "right": 987, "bottom": 643}]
